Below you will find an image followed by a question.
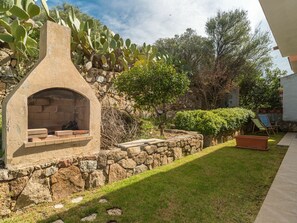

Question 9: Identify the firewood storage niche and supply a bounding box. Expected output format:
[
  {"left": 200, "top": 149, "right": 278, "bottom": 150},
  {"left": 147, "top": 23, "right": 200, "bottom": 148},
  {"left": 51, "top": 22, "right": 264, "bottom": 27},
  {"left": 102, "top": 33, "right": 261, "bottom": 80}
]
[{"left": 27, "top": 88, "right": 90, "bottom": 142}]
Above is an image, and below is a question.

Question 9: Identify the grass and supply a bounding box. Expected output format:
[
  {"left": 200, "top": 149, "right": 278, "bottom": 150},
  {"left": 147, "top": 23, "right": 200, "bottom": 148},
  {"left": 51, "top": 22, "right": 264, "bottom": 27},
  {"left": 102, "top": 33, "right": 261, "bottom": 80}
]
[{"left": 1, "top": 134, "right": 287, "bottom": 223}]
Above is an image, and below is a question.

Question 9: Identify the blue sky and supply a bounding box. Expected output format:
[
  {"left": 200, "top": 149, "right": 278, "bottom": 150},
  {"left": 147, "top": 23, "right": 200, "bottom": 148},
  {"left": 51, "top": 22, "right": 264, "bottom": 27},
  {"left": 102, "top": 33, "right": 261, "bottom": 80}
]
[{"left": 47, "top": 0, "right": 291, "bottom": 74}]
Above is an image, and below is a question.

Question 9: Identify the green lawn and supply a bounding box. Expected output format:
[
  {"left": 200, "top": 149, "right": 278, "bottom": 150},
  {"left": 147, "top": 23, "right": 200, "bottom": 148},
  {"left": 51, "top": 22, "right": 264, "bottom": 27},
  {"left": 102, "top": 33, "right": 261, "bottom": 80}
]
[{"left": 2, "top": 134, "right": 287, "bottom": 223}]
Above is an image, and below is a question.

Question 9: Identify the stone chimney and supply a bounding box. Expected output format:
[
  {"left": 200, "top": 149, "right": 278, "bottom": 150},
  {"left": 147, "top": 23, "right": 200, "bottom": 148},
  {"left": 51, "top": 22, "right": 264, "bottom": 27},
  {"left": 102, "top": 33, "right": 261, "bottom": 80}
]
[
  {"left": 39, "top": 21, "right": 71, "bottom": 61},
  {"left": 2, "top": 21, "right": 101, "bottom": 169}
]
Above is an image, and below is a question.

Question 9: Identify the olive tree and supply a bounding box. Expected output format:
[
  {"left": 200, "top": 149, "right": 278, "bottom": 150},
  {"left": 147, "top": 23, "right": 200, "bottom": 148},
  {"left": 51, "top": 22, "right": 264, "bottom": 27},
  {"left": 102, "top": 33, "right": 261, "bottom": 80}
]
[
  {"left": 155, "top": 10, "right": 272, "bottom": 109},
  {"left": 115, "top": 61, "right": 190, "bottom": 135}
]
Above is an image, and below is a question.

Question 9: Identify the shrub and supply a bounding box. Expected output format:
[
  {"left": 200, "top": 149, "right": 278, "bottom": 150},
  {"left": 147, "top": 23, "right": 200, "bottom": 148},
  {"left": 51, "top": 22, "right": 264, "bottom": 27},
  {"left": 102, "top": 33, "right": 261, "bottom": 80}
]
[
  {"left": 140, "top": 118, "right": 155, "bottom": 137},
  {"left": 174, "top": 108, "right": 254, "bottom": 136},
  {"left": 174, "top": 110, "right": 226, "bottom": 136},
  {"left": 101, "top": 108, "right": 139, "bottom": 149},
  {"left": 212, "top": 108, "right": 255, "bottom": 133}
]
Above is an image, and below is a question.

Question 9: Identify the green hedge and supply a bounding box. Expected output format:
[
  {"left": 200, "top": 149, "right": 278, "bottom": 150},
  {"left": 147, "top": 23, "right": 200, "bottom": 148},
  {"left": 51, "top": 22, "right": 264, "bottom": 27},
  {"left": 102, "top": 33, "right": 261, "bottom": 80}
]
[
  {"left": 174, "top": 108, "right": 255, "bottom": 136},
  {"left": 212, "top": 108, "right": 255, "bottom": 133}
]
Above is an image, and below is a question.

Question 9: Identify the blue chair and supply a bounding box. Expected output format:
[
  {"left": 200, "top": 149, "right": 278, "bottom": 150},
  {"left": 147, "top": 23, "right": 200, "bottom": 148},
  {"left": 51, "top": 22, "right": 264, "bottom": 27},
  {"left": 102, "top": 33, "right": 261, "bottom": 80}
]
[
  {"left": 252, "top": 118, "right": 270, "bottom": 136},
  {"left": 258, "top": 114, "right": 277, "bottom": 134}
]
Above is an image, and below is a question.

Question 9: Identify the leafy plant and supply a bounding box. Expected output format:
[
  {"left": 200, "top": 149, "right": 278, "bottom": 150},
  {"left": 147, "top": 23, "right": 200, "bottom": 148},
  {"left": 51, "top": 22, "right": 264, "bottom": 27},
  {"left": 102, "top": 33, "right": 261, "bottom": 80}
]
[
  {"left": 212, "top": 108, "right": 255, "bottom": 133},
  {"left": 174, "top": 108, "right": 254, "bottom": 136},
  {"left": 174, "top": 110, "right": 226, "bottom": 136},
  {"left": 115, "top": 61, "right": 190, "bottom": 135},
  {"left": 239, "top": 68, "right": 286, "bottom": 109},
  {"left": 0, "top": 1, "right": 165, "bottom": 76},
  {"left": 155, "top": 10, "right": 272, "bottom": 110},
  {"left": 41, "top": 4, "right": 163, "bottom": 72},
  {"left": 0, "top": 0, "right": 41, "bottom": 60},
  {"left": 139, "top": 118, "right": 156, "bottom": 138}
]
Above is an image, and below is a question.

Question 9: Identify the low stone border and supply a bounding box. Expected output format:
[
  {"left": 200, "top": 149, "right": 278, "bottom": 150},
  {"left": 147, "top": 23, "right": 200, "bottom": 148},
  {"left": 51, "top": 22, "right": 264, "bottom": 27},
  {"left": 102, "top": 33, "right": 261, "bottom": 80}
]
[
  {"left": 279, "top": 121, "right": 297, "bottom": 132},
  {"left": 0, "top": 131, "right": 203, "bottom": 217},
  {"left": 203, "top": 130, "right": 241, "bottom": 147}
]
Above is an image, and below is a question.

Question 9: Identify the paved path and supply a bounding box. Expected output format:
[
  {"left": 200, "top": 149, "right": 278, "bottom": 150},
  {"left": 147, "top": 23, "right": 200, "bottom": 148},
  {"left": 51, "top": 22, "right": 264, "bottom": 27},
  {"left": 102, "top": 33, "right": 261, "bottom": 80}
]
[
  {"left": 255, "top": 132, "right": 297, "bottom": 223},
  {"left": 277, "top": 132, "right": 297, "bottom": 147}
]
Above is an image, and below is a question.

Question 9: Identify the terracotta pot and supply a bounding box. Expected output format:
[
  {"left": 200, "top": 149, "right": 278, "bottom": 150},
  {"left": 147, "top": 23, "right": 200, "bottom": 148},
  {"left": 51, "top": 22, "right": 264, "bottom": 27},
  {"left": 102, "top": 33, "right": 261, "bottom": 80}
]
[{"left": 235, "top": 135, "right": 269, "bottom": 151}]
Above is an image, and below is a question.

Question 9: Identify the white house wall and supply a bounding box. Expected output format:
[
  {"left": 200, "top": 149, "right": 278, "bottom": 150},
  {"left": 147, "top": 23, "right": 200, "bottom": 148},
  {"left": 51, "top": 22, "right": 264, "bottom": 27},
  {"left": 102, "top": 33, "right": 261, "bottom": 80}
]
[{"left": 281, "top": 74, "right": 297, "bottom": 121}]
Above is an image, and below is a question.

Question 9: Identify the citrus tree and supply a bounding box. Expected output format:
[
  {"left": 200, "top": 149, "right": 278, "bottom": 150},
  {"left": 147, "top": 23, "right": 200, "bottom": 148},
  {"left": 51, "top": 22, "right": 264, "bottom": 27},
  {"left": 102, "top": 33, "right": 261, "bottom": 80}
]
[{"left": 115, "top": 61, "right": 190, "bottom": 135}]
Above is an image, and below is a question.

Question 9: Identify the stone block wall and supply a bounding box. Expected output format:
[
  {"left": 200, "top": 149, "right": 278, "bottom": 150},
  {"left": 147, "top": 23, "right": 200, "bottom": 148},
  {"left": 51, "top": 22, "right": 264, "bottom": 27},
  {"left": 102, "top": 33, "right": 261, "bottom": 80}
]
[
  {"left": 28, "top": 89, "right": 90, "bottom": 132},
  {"left": 0, "top": 131, "right": 203, "bottom": 216}
]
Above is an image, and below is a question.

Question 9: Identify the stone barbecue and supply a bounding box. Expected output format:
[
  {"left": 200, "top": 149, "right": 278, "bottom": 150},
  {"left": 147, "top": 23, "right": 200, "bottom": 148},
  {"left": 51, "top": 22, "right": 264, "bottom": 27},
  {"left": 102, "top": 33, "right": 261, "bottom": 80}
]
[{"left": 2, "top": 21, "right": 101, "bottom": 169}]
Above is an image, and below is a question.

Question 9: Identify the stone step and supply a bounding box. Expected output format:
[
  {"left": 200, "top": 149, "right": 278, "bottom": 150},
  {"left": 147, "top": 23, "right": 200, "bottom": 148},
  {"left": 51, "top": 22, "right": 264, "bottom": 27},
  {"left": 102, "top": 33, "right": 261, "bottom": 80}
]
[{"left": 277, "top": 132, "right": 297, "bottom": 147}]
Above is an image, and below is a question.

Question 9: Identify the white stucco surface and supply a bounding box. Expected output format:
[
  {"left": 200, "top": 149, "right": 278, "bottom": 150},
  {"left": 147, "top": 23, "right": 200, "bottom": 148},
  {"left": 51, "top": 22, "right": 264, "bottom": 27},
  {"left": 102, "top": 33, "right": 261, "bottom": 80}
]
[{"left": 281, "top": 74, "right": 297, "bottom": 122}]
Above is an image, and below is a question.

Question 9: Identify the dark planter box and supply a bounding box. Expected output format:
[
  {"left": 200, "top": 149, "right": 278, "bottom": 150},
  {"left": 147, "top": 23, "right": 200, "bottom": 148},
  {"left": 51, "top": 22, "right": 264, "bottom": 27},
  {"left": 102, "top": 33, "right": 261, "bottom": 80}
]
[{"left": 235, "top": 135, "right": 269, "bottom": 151}]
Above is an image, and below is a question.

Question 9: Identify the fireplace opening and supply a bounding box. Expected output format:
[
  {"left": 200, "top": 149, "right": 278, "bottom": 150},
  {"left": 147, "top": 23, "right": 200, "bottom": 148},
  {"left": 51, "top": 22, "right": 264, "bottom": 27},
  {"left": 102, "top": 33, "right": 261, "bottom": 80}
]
[{"left": 27, "top": 88, "right": 90, "bottom": 143}]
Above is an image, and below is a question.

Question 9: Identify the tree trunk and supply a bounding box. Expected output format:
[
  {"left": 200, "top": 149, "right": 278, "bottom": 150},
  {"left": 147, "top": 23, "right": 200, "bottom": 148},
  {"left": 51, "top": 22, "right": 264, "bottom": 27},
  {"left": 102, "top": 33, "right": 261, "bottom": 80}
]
[
  {"left": 159, "top": 123, "right": 165, "bottom": 136},
  {"left": 154, "top": 104, "right": 167, "bottom": 137}
]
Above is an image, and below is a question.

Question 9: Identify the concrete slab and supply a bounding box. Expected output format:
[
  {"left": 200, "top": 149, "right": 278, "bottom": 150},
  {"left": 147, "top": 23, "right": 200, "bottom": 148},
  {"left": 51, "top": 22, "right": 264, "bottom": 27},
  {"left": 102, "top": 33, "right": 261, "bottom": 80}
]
[
  {"left": 277, "top": 132, "right": 297, "bottom": 146},
  {"left": 117, "top": 138, "right": 165, "bottom": 149},
  {"left": 255, "top": 133, "right": 297, "bottom": 223}
]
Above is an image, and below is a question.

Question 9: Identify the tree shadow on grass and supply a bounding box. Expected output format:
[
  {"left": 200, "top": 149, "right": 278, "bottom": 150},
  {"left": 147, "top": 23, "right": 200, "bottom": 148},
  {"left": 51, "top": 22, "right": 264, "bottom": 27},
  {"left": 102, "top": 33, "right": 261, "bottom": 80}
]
[{"left": 36, "top": 139, "right": 286, "bottom": 223}]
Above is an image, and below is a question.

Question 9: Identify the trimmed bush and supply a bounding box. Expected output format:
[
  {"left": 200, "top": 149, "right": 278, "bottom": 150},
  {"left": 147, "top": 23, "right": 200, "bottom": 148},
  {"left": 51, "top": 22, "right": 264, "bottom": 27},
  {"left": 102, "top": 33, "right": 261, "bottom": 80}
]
[
  {"left": 212, "top": 108, "right": 255, "bottom": 133},
  {"left": 174, "top": 110, "right": 226, "bottom": 136},
  {"left": 174, "top": 108, "right": 254, "bottom": 136}
]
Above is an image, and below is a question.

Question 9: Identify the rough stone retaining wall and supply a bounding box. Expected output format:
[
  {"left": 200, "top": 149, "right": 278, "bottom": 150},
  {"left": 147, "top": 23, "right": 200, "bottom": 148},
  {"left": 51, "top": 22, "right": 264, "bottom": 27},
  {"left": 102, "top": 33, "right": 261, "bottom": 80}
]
[
  {"left": 0, "top": 131, "right": 203, "bottom": 217},
  {"left": 279, "top": 121, "right": 297, "bottom": 132},
  {"left": 204, "top": 130, "right": 241, "bottom": 147},
  {"left": 0, "top": 67, "right": 133, "bottom": 112}
]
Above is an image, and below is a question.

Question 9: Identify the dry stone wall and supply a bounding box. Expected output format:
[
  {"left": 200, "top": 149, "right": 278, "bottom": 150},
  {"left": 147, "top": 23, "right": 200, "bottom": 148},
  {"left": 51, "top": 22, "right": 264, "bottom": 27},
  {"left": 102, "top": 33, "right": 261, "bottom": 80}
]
[
  {"left": 0, "top": 68, "right": 132, "bottom": 111},
  {"left": 279, "top": 121, "right": 297, "bottom": 132},
  {"left": 0, "top": 78, "right": 18, "bottom": 110},
  {"left": 0, "top": 131, "right": 203, "bottom": 217}
]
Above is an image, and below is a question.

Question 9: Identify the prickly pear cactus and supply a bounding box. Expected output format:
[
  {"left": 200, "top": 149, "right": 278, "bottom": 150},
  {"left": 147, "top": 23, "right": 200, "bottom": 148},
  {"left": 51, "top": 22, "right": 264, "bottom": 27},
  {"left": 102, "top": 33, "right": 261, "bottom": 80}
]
[{"left": 0, "top": 0, "right": 13, "bottom": 12}]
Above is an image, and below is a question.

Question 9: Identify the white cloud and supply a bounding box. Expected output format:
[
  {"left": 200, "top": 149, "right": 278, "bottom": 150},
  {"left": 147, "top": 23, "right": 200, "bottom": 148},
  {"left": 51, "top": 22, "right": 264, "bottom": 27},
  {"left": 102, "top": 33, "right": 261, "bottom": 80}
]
[
  {"left": 100, "top": 0, "right": 265, "bottom": 44},
  {"left": 99, "top": 0, "right": 290, "bottom": 72},
  {"left": 48, "top": 0, "right": 291, "bottom": 72}
]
